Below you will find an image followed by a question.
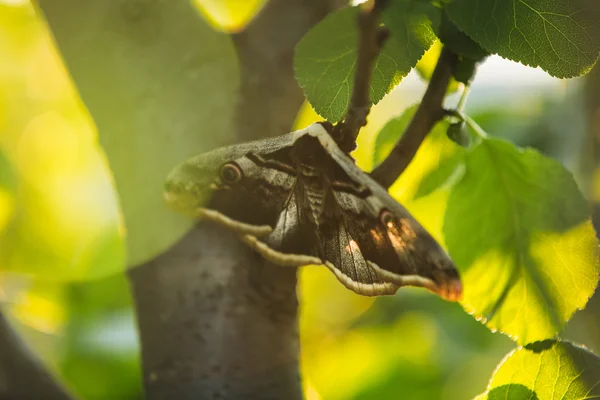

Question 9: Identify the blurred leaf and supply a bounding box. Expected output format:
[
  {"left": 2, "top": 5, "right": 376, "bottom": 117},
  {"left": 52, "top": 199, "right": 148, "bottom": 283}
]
[
  {"left": 373, "top": 104, "right": 464, "bottom": 200},
  {"left": 294, "top": 4, "right": 436, "bottom": 122},
  {"left": 5, "top": 273, "right": 140, "bottom": 400},
  {"left": 444, "top": 138, "right": 599, "bottom": 344},
  {"left": 0, "top": 112, "right": 125, "bottom": 280},
  {"left": 445, "top": 0, "right": 600, "bottom": 78},
  {"left": 58, "top": 275, "right": 141, "bottom": 400},
  {"left": 0, "top": 3, "right": 126, "bottom": 281},
  {"left": 467, "top": 107, "right": 542, "bottom": 149},
  {"left": 304, "top": 313, "right": 442, "bottom": 400},
  {"left": 9, "top": 281, "right": 67, "bottom": 335},
  {"left": 0, "top": 147, "right": 16, "bottom": 192},
  {"left": 38, "top": 0, "right": 240, "bottom": 267},
  {"left": 193, "top": 0, "right": 267, "bottom": 32},
  {"left": 358, "top": 294, "right": 514, "bottom": 400},
  {"left": 0, "top": 148, "right": 16, "bottom": 233},
  {"left": 477, "top": 340, "right": 600, "bottom": 400}
]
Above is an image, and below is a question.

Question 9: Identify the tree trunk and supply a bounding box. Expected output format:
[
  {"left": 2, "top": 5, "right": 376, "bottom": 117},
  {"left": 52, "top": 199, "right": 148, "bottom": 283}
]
[{"left": 39, "top": 0, "right": 343, "bottom": 398}]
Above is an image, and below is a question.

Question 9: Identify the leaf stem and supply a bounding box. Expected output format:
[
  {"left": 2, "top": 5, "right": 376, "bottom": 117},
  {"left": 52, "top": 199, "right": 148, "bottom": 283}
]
[
  {"left": 453, "top": 110, "right": 488, "bottom": 139},
  {"left": 456, "top": 83, "right": 470, "bottom": 113}
]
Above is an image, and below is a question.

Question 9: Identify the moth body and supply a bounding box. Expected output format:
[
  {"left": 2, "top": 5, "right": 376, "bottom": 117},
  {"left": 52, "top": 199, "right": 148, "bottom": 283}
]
[{"left": 165, "top": 123, "right": 462, "bottom": 301}]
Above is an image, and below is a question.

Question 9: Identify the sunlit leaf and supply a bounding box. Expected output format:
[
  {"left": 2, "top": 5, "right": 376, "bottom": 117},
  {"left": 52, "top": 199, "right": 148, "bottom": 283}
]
[
  {"left": 192, "top": 0, "right": 267, "bottom": 32},
  {"left": 38, "top": 0, "right": 240, "bottom": 267},
  {"left": 294, "top": 4, "right": 436, "bottom": 122},
  {"left": 444, "top": 138, "right": 599, "bottom": 344},
  {"left": 476, "top": 340, "right": 600, "bottom": 400},
  {"left": 373, "top": 104, "right": 464, "bottom": 200},
  {"left": 446, "top": 0, "right": 600, "bottom": 78}
]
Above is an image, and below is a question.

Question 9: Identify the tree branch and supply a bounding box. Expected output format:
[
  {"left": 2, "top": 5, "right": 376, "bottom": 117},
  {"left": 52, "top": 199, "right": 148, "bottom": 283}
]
[
  {"left": 0, "top": 312, "right": 75, "bottom": 400},
  {"left": 370, "top": 46, "right": 458, "bottom": 188},
  {"left": 335, "top": 0, "right": 390, "bottom": 152}
]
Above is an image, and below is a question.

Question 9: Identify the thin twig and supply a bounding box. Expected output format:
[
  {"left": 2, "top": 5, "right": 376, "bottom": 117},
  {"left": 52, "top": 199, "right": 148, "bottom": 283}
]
[
  {"left": 370, "top": 46, "right": 458, "bottom": 188},
  {"left": 334, "top": 0, "right": 390, "bottom": 152}
]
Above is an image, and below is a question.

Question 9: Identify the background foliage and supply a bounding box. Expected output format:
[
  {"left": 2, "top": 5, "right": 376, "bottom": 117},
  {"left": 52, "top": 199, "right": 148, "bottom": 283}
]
[{"left": 1, "top": 0, "right": 599, "bottom": 399}]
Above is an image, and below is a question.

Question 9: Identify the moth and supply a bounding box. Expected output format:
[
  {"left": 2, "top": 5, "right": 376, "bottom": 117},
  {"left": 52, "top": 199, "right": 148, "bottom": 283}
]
[{"left": 164, "top": 123, "right": 462, "bottom": 301}]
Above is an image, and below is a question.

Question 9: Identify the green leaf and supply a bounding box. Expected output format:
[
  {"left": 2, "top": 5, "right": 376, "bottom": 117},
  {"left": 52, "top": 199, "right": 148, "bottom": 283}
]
[
  {"left": 437, "top": 10, "right": 489, "bottom": 62},
  {"left": 38, "top": 0, "right": 240, "bottom": 267},
  {"left": 446, "top": 0, "right": 600, "bottom": 78},
  {"left": 373, "top": 105, "right": 464, "bottom": 199},
  {"left": 475, "top": 385, "right": 537, "bottom": 400},
  {"left": 383, "top": 0, "right": 440, "bottom": 57},
  {"left": 0, "top": 150, "right": 16, "bottom": 193},
  {"left": 294, "top": 4, "right": 436, "bottom": 122},
  {"left": 444, "top": 138, "right": 599, "bottom": 344},
  {"left": 477, "top": 340, "right": 600, "bottom": 399}
]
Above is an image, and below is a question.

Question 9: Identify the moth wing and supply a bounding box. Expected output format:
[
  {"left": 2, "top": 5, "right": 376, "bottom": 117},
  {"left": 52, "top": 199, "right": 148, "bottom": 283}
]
[
  {"left": 329, "top": 190, "right": 461, "bottom": 301},
  {"left": 200, "top": 158, "right": 296, "bottom": 238},
  {"left": 242, "top": 183, "right": 323, "bottom": 268},
  {"left": 317, "top": 191, "right": 400, "bottom": 296},
  {"left": 193, "top": 125, "right": 323, "bottom": 237},
  {"left": 306, "top": 124, "right": 462, "bottom": 300}
]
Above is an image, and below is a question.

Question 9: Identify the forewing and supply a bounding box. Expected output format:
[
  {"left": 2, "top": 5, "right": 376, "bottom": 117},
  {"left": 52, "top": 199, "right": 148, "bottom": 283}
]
[
  {"left": 305, "top": 124, "right": 462, "bottom": 300},
  {"left": 201, "top": 146, "right": 298, "bottom": 236},
  {"left": 243, "top": 182, "right": 323, "bottom": 267}
]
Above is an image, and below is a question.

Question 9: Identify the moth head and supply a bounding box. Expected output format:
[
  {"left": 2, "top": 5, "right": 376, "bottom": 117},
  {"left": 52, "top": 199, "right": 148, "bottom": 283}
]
[{"left": 164, "top": 147, "right": 246, "bottom": 215}]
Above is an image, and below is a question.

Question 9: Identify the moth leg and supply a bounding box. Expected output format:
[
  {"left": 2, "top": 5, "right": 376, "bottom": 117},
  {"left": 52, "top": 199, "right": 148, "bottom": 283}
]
[
  {"left": 241, "top": 234, "right": 322, "bottom": 267},
  {"left": 196, "top": 208, "right": 273, "bottom": 236}
]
